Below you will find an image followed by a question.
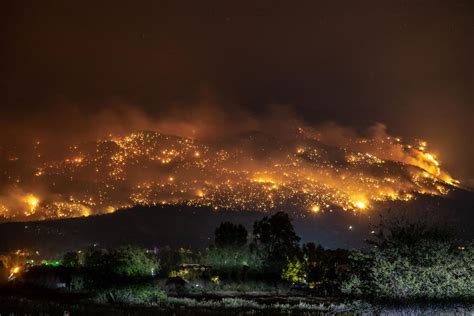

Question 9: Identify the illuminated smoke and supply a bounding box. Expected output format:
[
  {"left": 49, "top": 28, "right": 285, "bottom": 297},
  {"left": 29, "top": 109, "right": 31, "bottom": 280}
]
[{"left": 0, "top": 122, "right": 461, "bottom": 221}]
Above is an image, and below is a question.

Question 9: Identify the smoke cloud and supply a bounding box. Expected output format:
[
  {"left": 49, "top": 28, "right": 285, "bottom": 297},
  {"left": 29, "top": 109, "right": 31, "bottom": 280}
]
[{"left": 0, "top": 99, "right": 461, "bottom": 221}]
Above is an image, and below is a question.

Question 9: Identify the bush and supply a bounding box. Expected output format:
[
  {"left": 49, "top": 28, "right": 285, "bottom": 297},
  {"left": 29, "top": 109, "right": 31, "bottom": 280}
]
[
  {"left": 341, "top": 217, "right": 474, "bottom": 301},
  {"left": 109, "top": 246, "right": 159, "bottom": 279},
  {"left": 206, "top": 246, "right": 262, "bottom": 280},
  {"left": 84, "top": 245, "right": 160, "bottom": 283},
  {"left": 281, "top": 259, "right": 306, "bottom": 283}
]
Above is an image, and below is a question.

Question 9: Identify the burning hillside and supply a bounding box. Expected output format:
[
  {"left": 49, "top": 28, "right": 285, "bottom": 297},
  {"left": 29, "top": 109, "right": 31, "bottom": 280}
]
[{"left": 0, "top": 125, "right": 462, "bottom": 221}]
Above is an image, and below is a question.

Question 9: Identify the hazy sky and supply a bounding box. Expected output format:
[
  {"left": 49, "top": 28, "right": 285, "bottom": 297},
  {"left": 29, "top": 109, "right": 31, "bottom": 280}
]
[{"left": 1, "top": 0, "right": 473, "bottom": 182}]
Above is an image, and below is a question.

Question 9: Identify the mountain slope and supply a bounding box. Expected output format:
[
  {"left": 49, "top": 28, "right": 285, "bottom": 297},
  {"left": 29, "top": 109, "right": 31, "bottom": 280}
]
[{"left": 0, "top": 130, "right": 464, "bottom": 221}]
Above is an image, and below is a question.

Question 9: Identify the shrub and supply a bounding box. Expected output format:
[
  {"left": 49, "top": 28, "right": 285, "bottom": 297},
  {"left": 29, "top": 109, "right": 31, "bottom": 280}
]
[
  {"left": 341, "top": 216, "right": 474, "bottom": 301},
  {"left": 109, "top": 246, "right": 159, "bottom": 279},
  {"left": 84, "top": 245, "right": 160, "bottom": 283},
  {"left": 94, "top": 285, "right": 167, "bottom": 305},
  {"left": 206, "top": 246, "right": 262, "bottom": 280},
  {"left": 281, "top": 259, "right": 306, "bottom": 283}
]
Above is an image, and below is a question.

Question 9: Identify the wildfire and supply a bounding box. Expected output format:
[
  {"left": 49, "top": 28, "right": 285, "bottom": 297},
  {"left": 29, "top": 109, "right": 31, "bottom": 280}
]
[
  {"left": 0, "top": 128, "right": 462, "bottom": 220},
  {"left": 353, "top": 201, "right": 367, "bottom": 210},
  {"left": 23, "top": 194, "right": 39, "bottom": 216},
  {"left": 73, "top": 157, "right": 84, "bottom": 164}
]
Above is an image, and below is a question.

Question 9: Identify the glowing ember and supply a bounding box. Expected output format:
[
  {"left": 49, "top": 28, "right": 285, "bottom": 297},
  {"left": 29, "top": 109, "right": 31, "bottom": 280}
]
[
  {"left": 23, "top": 195, "right": 39, "bottom": 216},
  {"left": 0, "top": 128, "right": 462, "bottom": 220},
  {"left": 310, "top": 205, "right": 321, "bottom": 213},
  {"left": 353, "top": 201, "right": 367, "bottom": 210}
]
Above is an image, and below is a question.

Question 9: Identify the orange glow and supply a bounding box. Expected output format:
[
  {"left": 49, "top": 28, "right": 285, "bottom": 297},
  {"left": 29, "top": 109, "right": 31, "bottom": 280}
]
[
  {"left": 73, "top": 157, "right": 84, "bottom": 163},
  {"left": 81, "top": 206, "right": 91, "bottom": 217},
  {"left": 23, "top": 194, "right": 39, "bottom": 215},
  {"left": 0, "top": 129, "right": 462, "bottom": 220},
  {"left": 424, "top": 153, "right": 439, "bottom": 166},
  {"left": 196, "top": 189, "right": 205, "bottom": 197},
  {"left": 353, "top": 200, "right": 367, "bottom": 210}
]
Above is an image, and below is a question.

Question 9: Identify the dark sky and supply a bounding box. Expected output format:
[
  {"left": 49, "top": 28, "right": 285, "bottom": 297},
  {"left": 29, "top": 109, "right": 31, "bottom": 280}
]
[{"left": 0, "top": 0, "right": 473, "bottom": 182}]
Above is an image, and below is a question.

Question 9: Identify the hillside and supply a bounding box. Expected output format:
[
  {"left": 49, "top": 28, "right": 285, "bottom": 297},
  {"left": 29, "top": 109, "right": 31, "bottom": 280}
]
[
  {"left": 1, "top": 188, "right": 473, "bottom": 256},
  {"left": 0, "top": 130, "right": 464, "bottom": 221}
]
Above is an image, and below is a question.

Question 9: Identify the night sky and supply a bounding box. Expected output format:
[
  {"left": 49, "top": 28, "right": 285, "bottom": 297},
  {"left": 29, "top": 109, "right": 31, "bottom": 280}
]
[{"left": 1, "top": 0, "right": 473, "bottom": 183}]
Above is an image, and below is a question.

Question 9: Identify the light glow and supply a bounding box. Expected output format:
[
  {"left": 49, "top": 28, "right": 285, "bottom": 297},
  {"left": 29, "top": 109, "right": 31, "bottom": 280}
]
[{"left": 0, "top": 128, "right": 461, "bottom": 220}]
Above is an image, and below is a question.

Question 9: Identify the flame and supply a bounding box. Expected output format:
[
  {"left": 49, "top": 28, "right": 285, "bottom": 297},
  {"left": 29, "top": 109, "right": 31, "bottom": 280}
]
[
  {"left": 81, "top": 206, "right": 91, "bottom": 217},
  {"left": 252, "top": 176, "right": 276, "bottom": 184},
  {"left": 353, "top": 200, "right": 367, "bottom": 210},
  {"left": 23, "top": 194, "right": 39, "bottom": 216},
  {"left": 0, "top": 128, "right": 462, "bottom": 220},
  {"left": 196, "top": 189, "right": 205, "bottom": 197},
  {"left": 73, "top": 157, "right": 84, "bottom": 164}
]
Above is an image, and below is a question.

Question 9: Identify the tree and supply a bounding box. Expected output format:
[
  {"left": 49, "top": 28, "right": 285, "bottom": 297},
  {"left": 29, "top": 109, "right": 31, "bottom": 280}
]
[
  {"left": 367, "top": 214, "right": 454, "bottom": 252},
  {"left": 302, "top": 242, "right": 324, "bottom": 263},
  {"left": 62, "top": 251, "right": 81, "bottom": 268},
  {"left": 209, "top": 222, "right": 259, "bottom": 280},
  {"left": 253, "top": 211, "right": 300, "bottom": 260},
  {"left": 252, "top": 211, "right": 301, "bottom": 278},
  {"left": 157, "top": 246, "right": 181, "bottom": 277},
  {"left": 84, "top": 245, "right": 160, "bottom": 282},
  {"left": 302, "top": 242, "right": 324, "bottom": 283},
  {"left": 84, "top": 247, "right": 107, "bottom": 272},
  {"left": 214, "top": 222, "right": 248, "bottom": 248},
  {"left": 301, "top": 243, "right": 350, "bottom": 295},
  {"left": 108, "top": 246, "right": 159, "bottom": 279}
]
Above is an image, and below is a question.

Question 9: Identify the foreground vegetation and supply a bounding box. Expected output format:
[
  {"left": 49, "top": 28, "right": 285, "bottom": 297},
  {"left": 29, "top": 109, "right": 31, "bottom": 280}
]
[
  {"left": 0, "top": 291, "right": 473, "bottom": 315},
  {"left": 342, "top": 216, "right": 474, "bottom": 301},
  {"left": 1, "top": 211, "right": 473, "bottom": 314}
]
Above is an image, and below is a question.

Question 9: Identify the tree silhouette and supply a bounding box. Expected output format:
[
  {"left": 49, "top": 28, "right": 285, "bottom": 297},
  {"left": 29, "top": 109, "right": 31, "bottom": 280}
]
[
  {"left": 252, "top": 211, "right": 301, "bottom": 279},
  {"left": 214, "top": 222, "right": 248, "bottom": 248}
]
